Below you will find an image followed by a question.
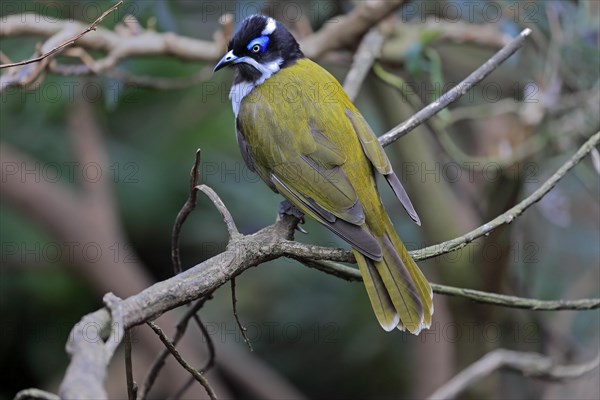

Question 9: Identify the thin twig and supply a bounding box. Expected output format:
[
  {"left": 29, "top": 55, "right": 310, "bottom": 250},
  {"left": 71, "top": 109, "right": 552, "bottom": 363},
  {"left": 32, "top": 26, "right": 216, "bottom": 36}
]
[
  {"left": 196, "top": 184, "right": 240, "bottom": 238},
  {"left": 373, "top": 63, "right": 549, "bottom": 168},
  {"left": 379, "top": 28, "right": 532, "bottom": 147},
  {"left": 146, "top": 321, "right": 218, "bottom": 400},
  {"left": 13, "top": 389, "right": 60, "bottom": 400},
  {"left": 431, "top": 284, "right": 600, "bottom": 311},
  {"left": 137, "top": 294, "right": 213, "bottom": 400},
  {"left": 124, "top": 329, "right": 137, "bottom": 400},
  {"left": 170, "top": 312, "right": 216, "bottom": 400},
  {"left": 0, "top": 1, "right": 123, "bottom": 69},
  {"left": 172, "top": 151, "right": 241, "bottom": 275},
  {"left": 110, "top": 67, "right": 213, "bottom": 90},
  {"left": 428, "top": 350, "right": 600, "bottom": 400},
  {"left": 296, "top": 258, "right": 600, "bottom": 311},
  {"left": 231, "top": 278, "right": 253, "bottom": 351},
  {"left": 193, "top": 314, "right": 216, "bottom": 373},
  {"left": 412, "top": 131, "right": 600, "bottom": 261},
  {"left": 169, "top": 314, "right": 217, "bottom": 400},
  {"left": 171, "top": 149, "right": 202, "bottom": 275},
  {"left": 164, "top": 152, "right": 228, "bottom": 398},
  {"left": 290, "top": 131, "right": 600, "bottom": 264}
]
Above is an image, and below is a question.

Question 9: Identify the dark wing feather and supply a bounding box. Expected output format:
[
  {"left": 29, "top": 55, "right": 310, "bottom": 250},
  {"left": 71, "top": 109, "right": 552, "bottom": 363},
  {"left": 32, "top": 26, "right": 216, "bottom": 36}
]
[
  {"left": 270, "top": 173, "right": 382, "bottom": 260},
  {"left": 385, "top": 173, "right": 421, "bottom": 225},
  {"left": 236, "top": 124, "right": 255, "bottom": 173},
  {"left": 345, "top": 110, "right": 421, "bottom": 225}
]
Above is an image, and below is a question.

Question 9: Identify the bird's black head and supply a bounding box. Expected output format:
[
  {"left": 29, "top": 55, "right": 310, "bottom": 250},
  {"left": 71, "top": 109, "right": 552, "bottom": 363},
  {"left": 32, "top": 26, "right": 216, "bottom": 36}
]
[{"left": 213, "top": 15, "right": 304, "bottom": 84}]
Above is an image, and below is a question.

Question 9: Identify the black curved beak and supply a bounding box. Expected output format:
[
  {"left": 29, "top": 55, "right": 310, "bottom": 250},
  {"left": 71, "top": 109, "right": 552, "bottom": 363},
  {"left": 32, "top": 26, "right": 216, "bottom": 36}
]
[{"left": 213, "top": 50, "right": 238, "bottom": 73}]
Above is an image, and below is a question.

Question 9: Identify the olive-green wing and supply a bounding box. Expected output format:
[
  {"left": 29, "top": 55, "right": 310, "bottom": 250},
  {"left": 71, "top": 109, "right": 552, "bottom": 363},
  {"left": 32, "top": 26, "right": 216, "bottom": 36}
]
[
  {"left": 345, "top": 110, "right": 421, "bottom": 225},
  {"left": 270, "top": 173, "right": 381, "bottom": 260},
  {"left": 236, "top": 101, "right": 381, "bottom": 259}
]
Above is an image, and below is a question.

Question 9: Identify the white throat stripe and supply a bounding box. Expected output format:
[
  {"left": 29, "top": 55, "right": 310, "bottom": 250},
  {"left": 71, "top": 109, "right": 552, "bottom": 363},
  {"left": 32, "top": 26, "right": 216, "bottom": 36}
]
[{"left": 229, "top": 57, "right": 283, "bottom": 118}]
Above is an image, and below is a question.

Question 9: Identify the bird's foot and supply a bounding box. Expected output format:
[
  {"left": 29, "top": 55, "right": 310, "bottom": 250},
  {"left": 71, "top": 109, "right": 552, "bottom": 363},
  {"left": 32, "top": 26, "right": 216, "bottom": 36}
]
[{"left": 278, "top": 200, "right": 307, "bottom": 234}]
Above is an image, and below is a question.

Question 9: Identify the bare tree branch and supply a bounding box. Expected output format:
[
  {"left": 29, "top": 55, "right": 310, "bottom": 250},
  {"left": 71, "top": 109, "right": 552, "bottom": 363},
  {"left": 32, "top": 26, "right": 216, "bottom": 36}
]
[
  {"left": 54, "top": 128, "right": 599, "bottom": 397},
  {"left": 55, "top": 198, "right": 598, "bottom": 397},
  {"left": 428, "top": 350, "right": 600, "bottom": 400},
  {"left": 297, "top": 256, "right": 600, "bottom": 311},
  {"left": 137, "top": 294, "right": 213, "bottom": 400},
  {"left": 13, "top": 389, "right": 60, "bottom": 400},
  {"left": 0, "top": 1, "right": 405, "bottom": 93},
  {"left": 379, "top": 28, "right": 532, "bottom": 147},
  {"left": 59, "top": 293, "right": 124, "bottom": 399},
  {"left": 0, "top": 1, "right": 123, "bottom": 69},
  {"left": 297, "top": 131, "right": 600, "bottom": 264},
  {"left": 172, "top": 149, "right": 203, "bottom": 275},
  {"left": 231, "top": 278, "right": 253, "bottom": 351},
  {"left": 411, "top": 131, "right": 600, "bottom": 261},
  {"left": 343, "top": 28, "right": 386, "bottom": 101},
  {"left": 300, "top": 0, "right": 406, "bottom": 59},
  {"left": 196, "top": 184, "right": 240, "bottom": 238},
  {"left": 10, "top": 8, "right": 596, "bottom": 397},
  {"left": 124, "top": 329, "right": 137, "bottom": 400},
  {"left": 147, "top": 322, "right": 217, "bottom": 400},
  {"left": 0, "top": 14, "right": 222, "bottom": 93},
  {"left": 169, "top": 312, "right": 217, "bottom": 400}
]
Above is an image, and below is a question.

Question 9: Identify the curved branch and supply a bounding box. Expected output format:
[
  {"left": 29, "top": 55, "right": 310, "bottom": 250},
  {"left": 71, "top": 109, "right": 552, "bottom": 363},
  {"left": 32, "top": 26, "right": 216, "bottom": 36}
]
[
  {"left": 196, "top": 184, "right": 240, "bottom": 238},
  {"left": 412, "top": 131, "right": 600, "bottom": 260},
  {"left": 0, "top": 13, "right": 223, "bottom": 93},
  {"left": 378, "top": 27, "right": 532, "bottom": 147},
  {"left": 14, "top": 389, "right": 60, "bottom": 400},
  {"left": 295, "top": 257, "right": 600, "bottom": 311},
  {"left": 59, "top": 294, "right": 124, "bottom": 399},
  {"left": 147, "top": 322, "right": 217, "bottom": 400},
  {"left": 172, "top": 150, "right": 203, "bottom": 275},
  {"left": 299, "top": 0, "right": 406, "bottom": 59},
  {"left": 137, "top": 295, "right": 214, "bottom": 400},
  {"left": 0, "top": 1, "right": 405, "bottom": 93},
  {"left": 285, "top": 131, "right": 600, "bottom": 263},
  {"left": 56, "top": 129, "right": 600, "bottom": 397},
  {"left": 13, "top": 6, "right": 596, "bottom": 397},
  {"left": 342, "top": 28, "right": 386, "bottom": 101},
  {"left": 428, "top": 350, "right": 600, "bottom": 400},
  {"left": 0, "top": 1, "right": 122, "bottom": 69}
]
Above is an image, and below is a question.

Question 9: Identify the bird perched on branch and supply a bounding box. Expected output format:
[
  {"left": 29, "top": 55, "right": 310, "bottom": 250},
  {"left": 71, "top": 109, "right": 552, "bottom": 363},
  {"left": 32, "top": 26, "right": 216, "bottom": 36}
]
[{"left": 214, "top": 15, "right": 433, "bottom": 333}]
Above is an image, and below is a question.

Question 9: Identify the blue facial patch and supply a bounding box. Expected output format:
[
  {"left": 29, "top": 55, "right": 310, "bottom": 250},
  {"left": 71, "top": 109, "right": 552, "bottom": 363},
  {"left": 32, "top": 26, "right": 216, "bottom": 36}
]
[{"left": 247, "top": 35, "right": 269, "bottom": 53}]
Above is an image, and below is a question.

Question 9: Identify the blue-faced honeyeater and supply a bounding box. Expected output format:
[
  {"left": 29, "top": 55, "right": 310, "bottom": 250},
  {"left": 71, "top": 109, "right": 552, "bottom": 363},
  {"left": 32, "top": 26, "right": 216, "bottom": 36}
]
[{"left": 214, "top": 15, "right": 433, "bottom": 333}]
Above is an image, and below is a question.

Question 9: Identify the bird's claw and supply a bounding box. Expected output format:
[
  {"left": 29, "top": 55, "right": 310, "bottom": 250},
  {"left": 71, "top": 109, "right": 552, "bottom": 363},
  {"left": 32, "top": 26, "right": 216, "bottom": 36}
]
[
  {"left": 296, "top": 223, "right": 308, "bottom": 234},
  {"left": 278, "top": 200, "right": 308, "bottom": 234}
]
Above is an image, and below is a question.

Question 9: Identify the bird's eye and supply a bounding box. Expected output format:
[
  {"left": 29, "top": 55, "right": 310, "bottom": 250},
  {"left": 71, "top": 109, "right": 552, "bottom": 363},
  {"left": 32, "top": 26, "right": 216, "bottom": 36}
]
[{"left": 247, "top": 36, "right": 269, "bottom": 54}]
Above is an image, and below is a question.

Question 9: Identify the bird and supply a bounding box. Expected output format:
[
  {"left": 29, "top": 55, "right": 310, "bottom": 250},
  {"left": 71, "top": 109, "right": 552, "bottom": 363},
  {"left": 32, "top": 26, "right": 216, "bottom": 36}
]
[{"left": 213, "top": 15, "right": 433, "bottom": 333}]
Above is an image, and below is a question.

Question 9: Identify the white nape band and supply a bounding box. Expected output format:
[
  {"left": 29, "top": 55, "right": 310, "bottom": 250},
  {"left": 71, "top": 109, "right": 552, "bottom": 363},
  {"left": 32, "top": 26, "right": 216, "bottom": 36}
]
[{"left": 261, "top": 17, "right": 276, "bottom": 35}]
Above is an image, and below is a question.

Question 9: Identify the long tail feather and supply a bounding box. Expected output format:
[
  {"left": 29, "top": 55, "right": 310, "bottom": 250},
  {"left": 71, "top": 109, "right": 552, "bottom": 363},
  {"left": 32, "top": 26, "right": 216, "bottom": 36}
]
[
  {"left": 354, "top": 250, "right": 399, "bottom": 331},
  {"left": 356, "top": 223, "right": 433, "bottom": 334},
  {"left": 386, "top": 229, "right": 434, "bottom": 330}
]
